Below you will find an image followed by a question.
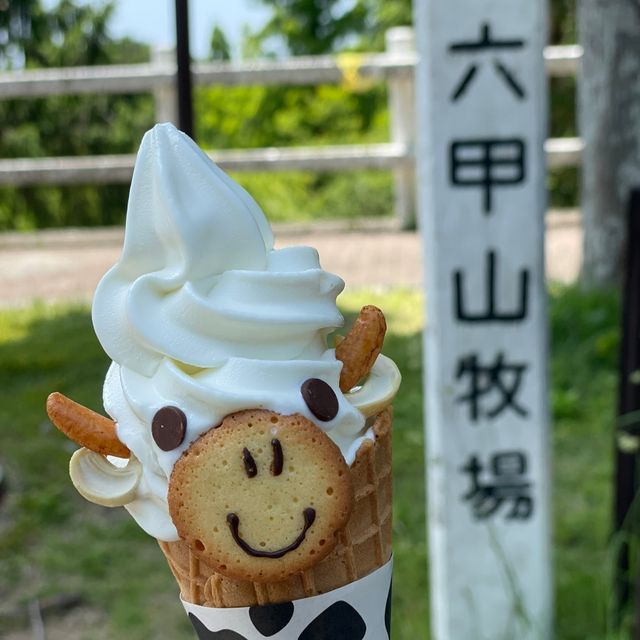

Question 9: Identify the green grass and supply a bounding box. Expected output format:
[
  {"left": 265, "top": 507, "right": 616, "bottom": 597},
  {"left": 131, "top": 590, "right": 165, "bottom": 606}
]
[{"left": 0, "top": 286, "right": 627, "bottom": 638}]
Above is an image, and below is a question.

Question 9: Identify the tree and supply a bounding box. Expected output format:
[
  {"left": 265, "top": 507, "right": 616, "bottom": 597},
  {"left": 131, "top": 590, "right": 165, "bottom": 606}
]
[
  {"left": 246, "top": 0, "right": 414, "bottom": 56},
  {"left": 209, "top": 25, "right": 231, "bottom": 61},
  {"left": 0, "top": 0, "right": 152, "bottom": 230},
  {"left": 249, "top": 0, "right": 368, "bottom": 57},
  {"left": 0, "top": 0, "right": 123, "bottom": 68},
  {"left": 361, "top": 0, "right": 411, "bottom": 50},
  {"left": 550, "top": 0, "right": 576, "bottom": 44},
  {"left": 0, "top": 0, "right": 38, "bottom": 66},
  {"left": 578, "top": 0, "right": 640, "bottom": 286}
]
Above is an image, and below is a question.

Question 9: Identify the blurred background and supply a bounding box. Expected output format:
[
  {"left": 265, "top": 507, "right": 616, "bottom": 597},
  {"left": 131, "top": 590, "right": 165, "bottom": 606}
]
[
  {"left": 1, "top": 0, "right": 638, "bottom": 638},
  {"left": 0, "top": 0, "right": 577, "bottom": 232}
]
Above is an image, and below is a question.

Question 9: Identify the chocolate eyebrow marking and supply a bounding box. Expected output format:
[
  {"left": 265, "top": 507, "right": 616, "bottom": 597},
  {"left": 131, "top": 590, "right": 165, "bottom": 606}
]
[
  {"left": 271, "top": 439, "right": 283, "bottom": 476},
  {"left": 242, "top": 448, "right": 257, "bottom": 478}
]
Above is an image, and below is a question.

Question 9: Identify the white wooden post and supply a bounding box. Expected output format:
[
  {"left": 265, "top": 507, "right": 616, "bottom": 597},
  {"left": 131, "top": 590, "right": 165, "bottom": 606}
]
[
  {"left": 152, "top": 47, "right": 178, "bottom": 125},
  {"left": 414, "top": 1, "right": 553, "bottom": 638},
  {"left": 386, "top": 27, "right": 417, "bottom": 229}
]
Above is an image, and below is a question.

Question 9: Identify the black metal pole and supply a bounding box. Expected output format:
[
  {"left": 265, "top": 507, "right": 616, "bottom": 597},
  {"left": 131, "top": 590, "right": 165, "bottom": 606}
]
[
  {"left": 615, "top": 188, "right": 640, "bottom": 626},
  {"left": 174, "top": 0, "right": 194, "bottom": 138}
]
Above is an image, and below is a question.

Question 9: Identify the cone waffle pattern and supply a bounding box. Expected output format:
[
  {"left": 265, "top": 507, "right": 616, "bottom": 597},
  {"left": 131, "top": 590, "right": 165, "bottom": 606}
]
[{"left": 158, "top": 407, "right": 393, "bottom": 607}]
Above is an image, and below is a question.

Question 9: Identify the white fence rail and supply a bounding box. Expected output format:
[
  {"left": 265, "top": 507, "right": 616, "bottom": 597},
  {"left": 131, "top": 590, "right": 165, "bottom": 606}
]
[
  {"left": 0, "top": 143, "right": 411, "bottom": 186},
  {"left": 0, "top": 28, "right": 582, "bottom": 226},
  {"left": 0, "top": 46, "right": 580, "bottom": 98},
  {"left": 0, "top": 54, "right": 416, "bottom": 98}
]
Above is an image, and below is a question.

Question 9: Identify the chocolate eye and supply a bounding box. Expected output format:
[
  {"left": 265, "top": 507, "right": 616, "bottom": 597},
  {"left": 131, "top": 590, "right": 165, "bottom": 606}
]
[
  {"left": 271, "top": 439, "right": 283, "bottom": 476},
  {"left": 243, "top": 448, "right": 257, "bottom": 478},
  {"left": 152, "top": 406, "right": 187, "bottom": 451},
  {"left": 301, "top": 378, "right": 339, "bottom": 422}
]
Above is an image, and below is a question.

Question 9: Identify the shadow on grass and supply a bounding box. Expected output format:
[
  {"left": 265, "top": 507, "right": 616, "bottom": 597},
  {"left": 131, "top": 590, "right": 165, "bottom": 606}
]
[{"left": 0, "top": 305, "right": 192, "bottom": 639}]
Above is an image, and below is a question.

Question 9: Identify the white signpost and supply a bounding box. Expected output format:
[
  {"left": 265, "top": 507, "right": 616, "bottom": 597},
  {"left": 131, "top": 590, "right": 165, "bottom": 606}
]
[{"left": 414, "top": 1, "right": 552, "bottom": 638}]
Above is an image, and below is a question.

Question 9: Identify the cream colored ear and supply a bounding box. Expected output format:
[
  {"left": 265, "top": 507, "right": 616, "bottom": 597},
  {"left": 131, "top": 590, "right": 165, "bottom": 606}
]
[
  {"left": 69, "top": 448, "right": 142, "bottom": 507},
  {"left": 346, "top": 354, "right": 401, "bottom": 417}
]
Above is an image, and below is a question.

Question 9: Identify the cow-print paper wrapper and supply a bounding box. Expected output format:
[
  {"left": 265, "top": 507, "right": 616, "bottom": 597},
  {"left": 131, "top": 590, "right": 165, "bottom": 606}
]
[{"left": 182, "top": 558, "right": 392, "bottom": 640}]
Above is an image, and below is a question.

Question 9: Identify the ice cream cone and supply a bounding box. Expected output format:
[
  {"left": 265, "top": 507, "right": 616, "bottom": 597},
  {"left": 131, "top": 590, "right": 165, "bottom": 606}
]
[
  {"left": 158, "top": 407, "right": 392, "bottom": 608},
  {"left": 47, "top": 125, "right": 400, "bottom": 637}
]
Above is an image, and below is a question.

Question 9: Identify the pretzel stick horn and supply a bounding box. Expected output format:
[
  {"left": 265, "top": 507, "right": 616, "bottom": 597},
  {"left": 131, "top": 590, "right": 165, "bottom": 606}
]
[
  {"left": 335, "top": 305, "right": 387, "bottom": 393},
  {"left": 46, "top": 392, "right": 130, "bottom": 458}
]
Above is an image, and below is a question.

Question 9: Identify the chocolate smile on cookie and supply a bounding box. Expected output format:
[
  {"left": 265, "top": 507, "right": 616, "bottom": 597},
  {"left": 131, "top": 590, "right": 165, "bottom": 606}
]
[
  {"left": 226, "top": 508, "right": 315, "bottom": 558},
  {"left": 168, "top": 410, "right": 353, "bottom": 583}
]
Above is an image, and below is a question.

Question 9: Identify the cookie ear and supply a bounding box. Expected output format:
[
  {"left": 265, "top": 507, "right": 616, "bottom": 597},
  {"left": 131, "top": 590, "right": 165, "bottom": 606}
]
[
  {"left": 47, "top": 392, "right": 130, "bottom": 458},
  {"left": 335, "top": 305, "right": 386, "bottom": 392},
  {"left": 168, "top": 410, "right": 353, "bottom": 583}
]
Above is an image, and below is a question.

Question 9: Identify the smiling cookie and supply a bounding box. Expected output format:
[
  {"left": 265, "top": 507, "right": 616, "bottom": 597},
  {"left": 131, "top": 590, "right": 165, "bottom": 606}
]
[{"left": 168, "top": 409, "right": 354, "bottom": 583}]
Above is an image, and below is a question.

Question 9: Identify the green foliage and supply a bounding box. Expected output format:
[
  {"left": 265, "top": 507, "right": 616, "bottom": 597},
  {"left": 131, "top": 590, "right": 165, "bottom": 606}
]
[
  {"left": 209, "top": 25, "right": 231, "bottom": 61},
  {"left": 197, "top": 82, "right": 387, "bottom": 148},
  {"left": 249, "top": 0, "right": 414, "bottom": 54},
  {"left": 229, "top": 169, "right": 392, "bottom": 223},
  {"left": 550, "top": 0, "right": 577, "bottom": 44},
  {"left": 195, "top": 79, "right": 391, "bottom": 223},
  {"left": 360, "top": 0, "right": 412, "bottom": 51},
  {"left": 0, "top": 0, "right": 153, "bottom": 231},
  {"left": 549, "top": 285, "right": 622, "bottom": 639},
  {"left": 248, "top": 0, "right": 369, "bottom": 56},
  {"left": 0, "top": 0, "right": 39, "bottom": 66}
]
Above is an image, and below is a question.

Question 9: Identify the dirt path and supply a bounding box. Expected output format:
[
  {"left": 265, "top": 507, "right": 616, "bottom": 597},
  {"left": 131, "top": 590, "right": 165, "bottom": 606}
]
[{"left": 0, "top": 212, "right": 582, "bottom": 309}]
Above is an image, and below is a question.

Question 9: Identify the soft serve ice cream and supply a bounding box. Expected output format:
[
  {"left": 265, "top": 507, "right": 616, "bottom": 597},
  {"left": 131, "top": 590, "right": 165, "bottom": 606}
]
[
  {"left": 46, "top": 123, "right": 400, "bottom": 628},
  {"left": 88, "top": 123, "right": 399, "bottom": 541}
]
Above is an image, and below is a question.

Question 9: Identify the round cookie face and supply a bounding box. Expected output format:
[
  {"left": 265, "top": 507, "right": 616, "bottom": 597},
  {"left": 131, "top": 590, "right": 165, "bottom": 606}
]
[{"left": 168, "top": 410, "right": 354, "bottom": 583}]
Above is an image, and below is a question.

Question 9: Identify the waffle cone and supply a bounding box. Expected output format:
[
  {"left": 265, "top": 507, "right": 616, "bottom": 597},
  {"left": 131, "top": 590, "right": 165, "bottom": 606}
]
[{"left": 158, "top": 407, "right": 393, "bottom": 607}]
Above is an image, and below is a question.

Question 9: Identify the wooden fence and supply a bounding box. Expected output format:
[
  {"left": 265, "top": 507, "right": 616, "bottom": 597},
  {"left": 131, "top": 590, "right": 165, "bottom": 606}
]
[{"left": 0, "top": 28, "right": 582, "bottom": 227}]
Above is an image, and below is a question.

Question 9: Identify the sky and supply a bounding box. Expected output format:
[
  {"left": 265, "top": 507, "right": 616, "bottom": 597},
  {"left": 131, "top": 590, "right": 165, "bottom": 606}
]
[{"left": 41, "top": 0, "right": 272, "bottom": 59}]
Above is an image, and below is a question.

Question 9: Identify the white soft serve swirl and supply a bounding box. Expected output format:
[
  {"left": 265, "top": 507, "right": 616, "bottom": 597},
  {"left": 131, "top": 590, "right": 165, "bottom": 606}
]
[{"left": 92, "top": 124, "right": 368, "bottom": 540}]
